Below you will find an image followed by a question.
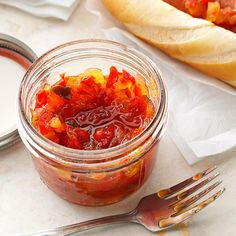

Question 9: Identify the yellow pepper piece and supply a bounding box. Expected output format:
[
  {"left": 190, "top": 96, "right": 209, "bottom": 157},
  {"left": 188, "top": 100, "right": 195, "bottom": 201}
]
[
  {"left": 89, "top": 172, "right": 106, "bottom": 180},
  {"left": 207, "top": 2, "right": 220, "bottom": 22},
  {"left": 31, "top": 111, "right": 38, "bottom": 127},
  {"left": 66, "top": 75, "right": 82, "bottom": 87},
  {"left": 114, "top": 75, "right": 135, "bottom": 98},
  {"left": 136, "top": 74, "right": 149, "bottom": 96},
  {"left": 43, "top": 84, "right": 51, "bottom": 92},
  {"left": 55, "top": 168, "right": 71, "bottom": 180},
  {"left": 124, "top": 160, "right": 143, "bottom": 177},
  {"left": 84, "top": 68, "right": 106, "bottom": 86},
  {"left": 50, "top": 117, "right": 62, "bottom": 129}
]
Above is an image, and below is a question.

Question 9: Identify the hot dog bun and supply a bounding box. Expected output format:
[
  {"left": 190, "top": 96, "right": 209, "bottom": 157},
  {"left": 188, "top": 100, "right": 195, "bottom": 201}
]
[{"left": 103, "top": 0, "right": 236, "bottom": 87}]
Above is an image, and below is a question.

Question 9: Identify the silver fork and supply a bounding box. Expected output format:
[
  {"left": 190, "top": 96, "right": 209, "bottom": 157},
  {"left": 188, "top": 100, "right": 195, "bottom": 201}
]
[{"left": 25, "top": 166, "right": 224, "bottom": 236}]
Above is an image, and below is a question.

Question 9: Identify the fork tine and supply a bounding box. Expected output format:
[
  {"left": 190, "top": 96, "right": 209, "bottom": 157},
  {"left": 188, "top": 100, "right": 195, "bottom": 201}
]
[
  {"left": 158, "top": 188, "right": 225, "bottom": 229},
  {"left": 157, "top": 166, "right": 217, "bottom": 199},
  {"left": 172, "top": 180, "right": 222, "bottom": 213},
  {"left": 168, "top": 172, "right": 219, "bottom": 204}
]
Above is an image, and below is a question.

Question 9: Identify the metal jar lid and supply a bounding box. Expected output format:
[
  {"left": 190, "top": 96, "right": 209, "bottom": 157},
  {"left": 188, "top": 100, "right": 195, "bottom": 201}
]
[{"left": 0, "top": 33, "right": 37, "bottom": 151}]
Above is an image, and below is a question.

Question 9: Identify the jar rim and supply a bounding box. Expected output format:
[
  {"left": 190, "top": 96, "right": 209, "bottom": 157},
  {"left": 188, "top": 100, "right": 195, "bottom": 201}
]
[{"left": 17, "top": 39, "right": 168, "bottom": 164}]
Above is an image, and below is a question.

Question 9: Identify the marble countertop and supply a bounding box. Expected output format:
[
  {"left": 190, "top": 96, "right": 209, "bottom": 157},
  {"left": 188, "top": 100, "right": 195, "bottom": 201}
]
[{"left": 0, "top": 1, "right": 235, "bottom": 235}]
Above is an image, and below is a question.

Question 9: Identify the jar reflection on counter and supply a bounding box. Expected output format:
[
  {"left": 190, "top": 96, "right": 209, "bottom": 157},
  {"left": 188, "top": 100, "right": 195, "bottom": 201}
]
[{"left": 17, "top": 40, "right": 168, "bottom": 206}]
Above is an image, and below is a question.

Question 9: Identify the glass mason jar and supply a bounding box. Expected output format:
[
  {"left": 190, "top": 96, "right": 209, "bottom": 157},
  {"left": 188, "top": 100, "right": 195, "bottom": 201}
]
[{"left": 17, "top": 39, "right": 168, "bottom": 206}]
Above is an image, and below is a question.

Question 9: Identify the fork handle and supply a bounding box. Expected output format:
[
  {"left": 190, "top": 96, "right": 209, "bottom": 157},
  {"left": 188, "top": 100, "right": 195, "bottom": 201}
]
[{"left": 25, "top": 210, "right": 137, "bottom": 236}]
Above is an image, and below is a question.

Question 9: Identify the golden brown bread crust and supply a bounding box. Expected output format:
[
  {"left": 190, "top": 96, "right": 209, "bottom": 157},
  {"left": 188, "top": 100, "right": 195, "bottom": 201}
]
[{"left": 103, "top": 0, "right": 236, "bottom": 87}]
